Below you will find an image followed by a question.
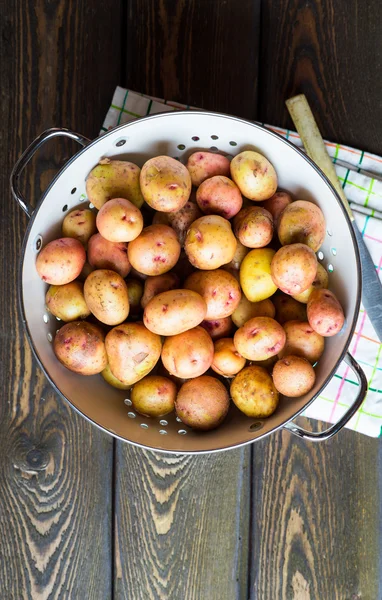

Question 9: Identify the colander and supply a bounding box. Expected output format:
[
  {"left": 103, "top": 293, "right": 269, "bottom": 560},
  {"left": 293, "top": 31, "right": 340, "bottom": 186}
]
[{"left": 11, "top": 111, "right": 367, "bottom": 454}]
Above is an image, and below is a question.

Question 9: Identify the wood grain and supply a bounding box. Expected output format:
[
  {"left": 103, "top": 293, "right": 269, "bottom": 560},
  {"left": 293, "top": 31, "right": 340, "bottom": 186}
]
[{"left": 0, "top": 1, "right": 121, "bottom": 597}]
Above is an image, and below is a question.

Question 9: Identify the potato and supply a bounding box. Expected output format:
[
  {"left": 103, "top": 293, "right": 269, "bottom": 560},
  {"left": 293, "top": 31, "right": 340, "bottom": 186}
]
[
  {"left": 165, "top": 200, "right": 202, "bottom": 245},
  {"left": 186, "top": 151, "right": 231, "bottom": 187},
  {"left": 249, "top": 355, "right": 278, "bottom": 371},
  {"left": 307, "top": 289, "right": 345, "bottom": 337},
  {"left": 78, "top": 261, "right": 95, "bottom": 281},
  {"left": 140, "top": 155, "right": 191, "bottom": 212},
  {"left": 101, "top": 364, "right": 132, "bottom": 390},
  {"left": 230, "top": 365, "right": 279, "bottom": 417},
  {"left": 240, "top": 248, "right": 277, "bottom": 302},
  {"left": 184, "top": 269, "right": 241, "bottom": 319},
  {"left": 211, "top": 338, "right": 246, "bottom": 377},
  {"left": 141, "top": 272, "right": 179, "bottom": 309},
  {"left": 273, "top": 355, "right": 316, "bottom": 397},
  {"left": 46, "top": 281, "right": 90, "bottom": 322},
  {"left": 232, "top": 296, "right": 275, "bottom": 328},
  {"left": 196, "top": 175, "right": 243, "bottom": 219},
  {"left": 125, "top": 278, "right": 144, "bottom": 316},
  {"left": 156, "top": 362, "right": 190, "bottom": 388},
  {"left": 62, "top": 208, "right": 97, "bottom": 247},
  {"left": 131, "top": 375, "right": 177, "bottom": 417},
  {"left": 200, "top": 316, "right": 233, "bottom": 340},
  {"left": 278, "top": 200, "right": 326, "bottom": 251},
  {"left": 170, "top": 250, "right": 196, "bottom": 283},
  {"left": 130, "top": 266, "right": 148, "bottom": 281},
  {"left": 234, "top": 316, "right": 286, "bottom": 361},
  {"left": 86, "top": 158, "right": 144, "bottom": 210},
  {"left": 230, "top": 150, "right": 277, "bottom": 201},
  {"left": 144, "top": 289, "right": 207, "bottom": 335},
  {"left": 161, "top": 326, "right": 214, "bottom": 379},
  {"left": 271, "top": 243, "right": 317, "bottom": 295},
  {"left": 105, "top": 322, "right": 162, "bottom": 385},
  {"left": 175, "top": 376, "right": 230, "bottom": 430},
  {"left": 273, "top": 294, "right": 307, "bottom": 324},
  {"left": 184, "top": 215, "right": 237, "bottom": 270},
  {"left": 127, "top": 224, "right": 181, "bottom": 276},
  {"left": 84, "top": 269, "right": 129, "bottom": 326},
  {"left": 54, "top": 321, "right": 107, "bottom": 375},
  {"left": 262, "top": 191, "right": 292, "bottom": 228},
  {"left": 233, "top": 206, "right": 273, "bottom": 248},
  {"left": 223, "top": 240, "right": 248, "bottom": 271},
  {"left": 36, "top": 237, "right": 86, "bottom": 285},
  {"left": 279, "top": 320, "right": 324, "bottom": 364},
  {"left": 292, "top": 263, "right": 329, "bottom": 303},
  {"left": 152, "top": 211, "right": 169, "bottom": 226},
  {"left": 88, "top": 233, "right": 130, "bottom": 278},
  {"left": 96, "top": 198, "right": 143, "bottom": 243}
]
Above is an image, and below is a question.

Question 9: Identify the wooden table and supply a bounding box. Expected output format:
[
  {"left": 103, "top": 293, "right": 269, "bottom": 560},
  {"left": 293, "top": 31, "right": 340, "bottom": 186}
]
[{"left": 1, "top": 1, "right": 381, "bottom": 598}]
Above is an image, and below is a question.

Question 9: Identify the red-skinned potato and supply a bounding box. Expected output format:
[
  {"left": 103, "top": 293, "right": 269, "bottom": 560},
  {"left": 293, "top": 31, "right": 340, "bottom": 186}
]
[
  {"left": 54, "top": 321, "right": 107, "bottom": 375},
  {"left": 84, "top": 269, "right": 129, "bottom": 326},
  {"left": 307, "top": 289, "right": 345, "bottom": 337},
  {"left": 36, "top": 237, "right": 86, "bottom": 285},
  {"left": 96, "top": 198, "right": 143, "bottom": 243},
  {"left": 184, "top": 215, "right": 237, "bottom": 270},
  {"left": 273, "top": 294, "right": 307, "bottom": 324},
  {"left": 88, "top": 233, "right": 130, "bottom": 278},
  {"left": 186, "top": 151, "right": 231, "bottom": 187},
  {"left": 262, "top": 191, "right": 293, "bottom": 228},
  {"left": 161, "top": 326, "right": 214, "bottom": 379},
  {"left": 131, "top": 375, "right": 177, "bottom": 417},
  {"left": 62, "top": 208, "right": 97, "bottom": 247},
  {"left": 86, "top": 158, "right": 144, "bottom": 209},
  {"left": 175, "top": 376, "right": 230, "bottom": 430},
  {"left": 141, "top": 272, "right": 180, "bottom": 309},
  {"left": 271, "top": 243, "right": 317, "bottom": 295},
  {"left": 144, "top": 289, "right": 207, "bottom": 336},
  {"left": 232, "top": 296, "right": 275, "bottom": 328},
  {"left": 184, "top": 269, "right": 241, "bottom": 319},
  {"left": 46, "top": 281, "right": 90, "bottom": 321},
  {"left": 278, "top": 200, "right": 326, "bottom": 251},
  {"left": 200, "top": 316, "right": 233, "bottom": 340},
  {"left": 166, "top": 200, "right": 202, "bottom": 245},
  {"left": 230, "top": 365, "right": 279, "bottom": 417},
  {"left": 234, "top": 316, "right": 286, "bottom": 361},
  {"left": 233, "top": 206, "right": 273, "bottom": 248},
  {"left": 140, "top": 155, "right": 191, "bottom": 212},
  {"left": 279, "top": 320, "right": 325, "bottom": 364},
  {"left": 211, "top": 338, "right": 246, "bottom": 377},
  {"left": 196, "top": 175, "right": 243, "bottom": 219},
  {"left": 273, "top": 355, "right": 316, "bottom": 397},
  {"left": 127, "top": 224, "right": 181, "bottom": 276},
  {"left": 230, "top": 150, "right": 277, "bottom": 201}
]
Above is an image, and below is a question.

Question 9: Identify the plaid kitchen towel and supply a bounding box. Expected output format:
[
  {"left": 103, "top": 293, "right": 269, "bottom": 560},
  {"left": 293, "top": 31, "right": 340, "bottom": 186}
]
[{"left": 102, "top": 86, "right": 382, "bottom": 437}]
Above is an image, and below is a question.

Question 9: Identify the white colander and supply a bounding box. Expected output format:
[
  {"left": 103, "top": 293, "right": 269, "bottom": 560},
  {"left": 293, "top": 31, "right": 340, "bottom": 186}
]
[{"left": 11, "top": 111, "right": 367, "bottom": 454}]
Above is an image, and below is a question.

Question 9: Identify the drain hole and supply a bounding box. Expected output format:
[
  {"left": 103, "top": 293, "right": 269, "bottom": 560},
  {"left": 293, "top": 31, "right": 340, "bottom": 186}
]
[
  {"left": 178, "top": 429, "right": 187, "bottom": 435},
  {"left": 127, "top": 412, "right": 136, "bottom": 419},
  {"left": 124, "top": 399, "right": 132, "bottom": 406},
  {"left": 177, "top": 144, "right": 186, "bottom": 150},
  {"left": 43, "top": 314, "right": 49, "bottom": 323},
  {"left": 229, "top": 141, "right": 237, "bottom": 146},
  {"left": 140, "top": 423, "right": 149, "bottom": 429},
  {"left": 62, "top": 204, "right": 68, "bottom": 212},
  {"left": 35, "top": 235, "right": 42, "bottom": 251},
  {"left": 318, "top": 251, "right": 324, "bottom": 260},
  {"left": 71, "top": 187, "right": 77, "bottom": 195},
  {"left": 191, "top": 136, "right": 200, "bottom": 141},
  {"left": 159, "top": 419, "right": 168, "bottom": 426},
  {"left": 47, "top": 333, "right": 53, "bottom": 342},
  {"left": 249, "top": 421, "right": 263, "bottom": 432},
  {"left": 331, "top": 248, "right": 337, "bottom": 256},
  {"left": 159, "top": 429, "right": 167, "bottom": 435},
  {"left": 116, "top": 139, "right": 126, "bottom": 147},
  {"left": 328, "top": 263, "right": 334, "bottom": 272},
  {"left": 211, "top": 135, "right": 219, "bottom": 140}
]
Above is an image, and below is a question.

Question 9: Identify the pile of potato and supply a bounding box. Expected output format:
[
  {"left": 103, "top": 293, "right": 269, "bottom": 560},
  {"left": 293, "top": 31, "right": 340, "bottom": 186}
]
[{"left": 36, "top": 149, "right": 345, "bottom": 431}]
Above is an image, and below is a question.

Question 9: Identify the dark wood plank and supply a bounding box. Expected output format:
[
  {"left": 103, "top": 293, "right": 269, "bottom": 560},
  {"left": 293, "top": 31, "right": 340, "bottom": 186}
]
[{"left": 0, "top": 1, "right": 121, "bottom": 597}]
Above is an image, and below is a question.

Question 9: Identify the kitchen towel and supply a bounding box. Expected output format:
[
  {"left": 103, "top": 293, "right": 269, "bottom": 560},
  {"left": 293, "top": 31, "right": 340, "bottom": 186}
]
[{"left": 102, "top": 86, "right": 382, "bottom": 437}]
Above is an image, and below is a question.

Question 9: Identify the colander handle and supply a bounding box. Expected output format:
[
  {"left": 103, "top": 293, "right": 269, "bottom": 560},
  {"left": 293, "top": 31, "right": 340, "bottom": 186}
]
[
  {"left": 10, "top": 127, "right": 90, "bottom": 218},
  {"left": 283, "top": 352, "right": 367, "bottom": 442}
]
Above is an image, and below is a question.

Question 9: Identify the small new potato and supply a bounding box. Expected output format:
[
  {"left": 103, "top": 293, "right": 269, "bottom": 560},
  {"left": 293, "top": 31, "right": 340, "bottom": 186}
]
[
  {"left": 141, "top": 272, "right": 179, "bottom": 309},
  {"left": 273, "top": 294, "right": 307, "bottom": 324},
  {"left": 167, "top": 201, "right": 202, "bottom": 245},
  {"left": 292, "top": 263, "right": 329, "bottom": 303},
  {"left": 86, "top": 158, "right": 144, "bottom": 209},
  {"left": 234, "top": 316, "right": 286, "bottom": 361},
  {"left": 230, "top": 365, "right": 279, "bottom": 417},
  {"left": 262, "top": 191, "right": 293, "bottom": 228},
  {"left": 84, "top": 269, "right": 129, "bottom": 326},
  {"left": 54, "top": 321, "right": 107, "bottom": 375},
  {"left": 211, "top": 338, "right": 246, "bottom": 377},
  {"left": 140, "top": 155, "right": 191, "bottom": 212},
  {"left": 186, "top": 151, "right": 231, "bottom": 187},
  {"left": 279, "top": 320, "right": 324, "bottom": 364},
  {"left": 96, "top": 198, "right": 143, "bottom": 242},
  {"left": 184, "top": 269, "right": 241, "bottom": 319},
  {"left": 233, "top": 206, "right": 273, "bottom": 248},
  {"left": 128, "top": 224, "right": 181, "bottom": 276},
  {"left": 307, "top": 289, "right": 345, "bottom": 337},
  {"left": 36, "top": 237, "right": 86, "bottom": 285},
  {"left": 223, "top": 240, "right": 248, "bottom": 271},
  {"left": 273, "top": 355, "right": 316, "bottom": 397},
  {"left": 88, "top": 233, "right": 130, "bottom": 278},
  {"left": 230, "top": 150, "right": 277, "bottom": 201},
  {"left": 131, "top": 375, "right": 177, "bottom": 417},
  {"left": 278, "top": 200, "right": 326, "bottom": 251},
  {"left": 62, "top": 208, "right": 97, "bottom": 247},
  {"left": 144, "top": 289, "right": 207, "bottom": 335},
  {"left": 105, "top": 322, "right": 162, "bottom": 385},
  {"left": 196, "top": 175, "right": 243, "bottom": 219},
  {"left": 125, "top": 278, "right": 144, "bottom": 316},
  {"left": 232, "top": 296, "right": 275, "bottom": 328},
  {"left": 200, "top": 316, "right": 233, "bottom": 340},
  {"left": 161, "top": 326, "right": 214, "bottom": 379},
  {"left": 46, "top": 281, "right": 90, "bottom": 321},
  {"left": 185, "top": 215, "right": 237, "bottom": 270},
  {"left": 240, "top": 248, "right": 277, "bottom": 302},
  {"left": 101, "top": 364, "right": 132, "bottom": 390},
  {"left": 175, "top": 376, "right": 230, "bottom": 430},
  {"left": 271, "top": 243, "right": 317, "bottom": 295}
]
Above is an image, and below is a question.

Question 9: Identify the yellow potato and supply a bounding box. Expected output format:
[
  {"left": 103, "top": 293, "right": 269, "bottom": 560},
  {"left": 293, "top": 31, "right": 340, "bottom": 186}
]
[
  {"left": 101, "top": 364, "right": 132, "bottom": 390},
  {"left": 88, "top": 233, "right": 130, "bottom": 278},
  {"left": 140, "top": 155, "right": 191, "bottom": 212},
  {"left": 141, "top": 272, "right": 180, "bottom": 309},
  {"left": 161, "top": 326, "right": 214, "bottom": 379},
  {"left": 292, "top": 263, "right": 329, "bottom": 303},
  {"left": 200, "top": 316, "right": 233, "bottom": 340},
  {"left": 278, "top": 200, "right": 326, "bottom": 251},
  {"left": 86, "top": 158, "right": 144, "bottom": 209},
  {"left": 230, "top": 150, "right": 277, "bottom": 201},
  {"left": 127, "top": 224, "right": 181, "bottom": 276},
  {"left": 186, "top": 151, "right": 231, "bottom": 187},
  {"left": 84, "top": 269, "right": 129, "bottom": 326},
  {"left": 234, "top": 316, "right": 286, "bottom": 361},
  {"left": 271, "top": 243, "right": 317, "bottom": 295},
  {"left": 307, "top": 289, "right": 345, "bottom": 337},
  {"left": 184, "top": 269, "right": 241, "bottom": 319},
  {"left": 62, "top": 208, "right": 97, "bottom": 247},
  {"left": 273, "top": 355, "right": 316, "bottom": 397},
  {"left": 184, "top": 215, "right": 237, "bottom": 270},
  {"left": 131, "top": 375, "right": 177, "bottom": 417},
  {"left": 46, "top": 281, "right": 90, "bottom": 321},
  {"left": 175, "top": 376, "right": 230, "bottom": 430},
  {"left": 211, "top": 338, "right": 246, "bottom": 377},
  {"left": 96, "top": 198, "right": 143, "bottom": 243},
  {"left": 232, "top": 296, "right": 275, "bottom": 328},
  {"left": 230, "top": 365, "right": 279, "bottom": 417},
  {"left": 36, "top": 238, "right": 86, "bottom": 285},
  {"left": 54, "top": 321, "right": 107, "bottom": 375},
  {"left": 240, "top": 248, "right": 277, "bottom": 302},
  {"left": 233, "top": 206, "right": 273, "bottom": 248},
  {"left": 144, "top": 289, "right": 207, "bottom": 335},
  {"left": 273, "top": 294, "right": 307, "bottom": 324},
  {"left": 279, "top": 321, "right": 324, "bottom": 364}
]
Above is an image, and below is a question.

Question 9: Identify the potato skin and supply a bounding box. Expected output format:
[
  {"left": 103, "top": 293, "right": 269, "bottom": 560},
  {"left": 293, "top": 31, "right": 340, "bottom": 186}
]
[
  {"left": 86, "top": 158, "right": 144, "bottom": 209},
  {"left": 279, "top": 320, "right": 324, "bottom": 364},
  {"left": 131, "top": 375, "right": 177, "bottom": 417},
  {"left": 230, "top": 150, "right": 277, "bottom": 201},
  {"left": 184, "top": 215, "right": 237, "bottom": 270},
  {"left": 273, "top": 294, "right": 307, "bottom": 324},
  {"left": 54, "top": 321, "right": 107, "bottom": 375},
  {"left": 278, "top": 200, "right": 326, "bottom": 251},
  {"left": 223, "top": 240, "right": 248, "bottom": 271},
  {"left": 273, "top": 355, "right": 316, "bottom": 397},
  {"left": 271, "top": 243, "right": 317, "bottom": 295},
  {"left": 140, "top": 155, "right": 191, "bottom": 212},
  {"left": 141, "top": 272, "right": 179, "bottom": 309},
  {"left": 211, "top": 338, "right": 246, "bottom": 377},
  {"left": 200, "top": 316, "right": 233, "bottom": 340},
  {"left": 292, "top": 263, "right": 329, "bottom": 304},
  {"left": 262, "top": 191, "right": 293, "bottom": 228},
  {"left": 101, "top": 364, "right": 132, "bottom": 390},
  {"left": 62, "top": 208, "right": 97, "bottom": 247},
  {"left": 127, "top": 224, "right": 181, "bottom": 276},
  {"left": 143, "top": 289, "right": 207, "bottom": 335},
  {"left": 46, "top": 281, "right": 90, "bottom": 321},
  {"left": 84, "top": 269, "right": 129, "bottom": 326},
  {"left": 307, "top": 289, "right": 345, "bottom": 337},
  {"left": 186, "top": 151, "right": 231, "bottom": 187},
  {"left": 96, "top": 198, "right": 143, "bottom": 243},
  {"left": 161, "top": 326, "right": 214, "bottom": 379},
  {"left": 175, "top": 376, "right": 230, "bottom": 430},
  {"left": 234, "top": 316, "right": 286, "bottom": 361},
  {"left": 196, "top": 175, "right": 243, "bottom": 219},
  {"left": 125, "top": 278, "right": 144, "bottom": 316},
  {"left": 230, "top": 365, "right": 279, "bottom": 417},
  {"left": 167, "top": 201, "right": 202, "bottom": 245},
  {"left": 233, "top": 206, "right": 273, "bottom": 248},
  {"left": 88, "top": 233, "right": 130, "bottom": 278},
  {"left": 232, "top": 296, "right": 275, "bottom": 328},
  {"left": 184, "top": 269, "right": 241, "bottom": 319},
  {"left": 105, "top": 323, "right": 162, "bottom": 385},
  {"left": 36, "top": 238, "right": 86, "bottom": 285},
  {"left": 240, "top": 248, "right": 277, "bottom": 302}
]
